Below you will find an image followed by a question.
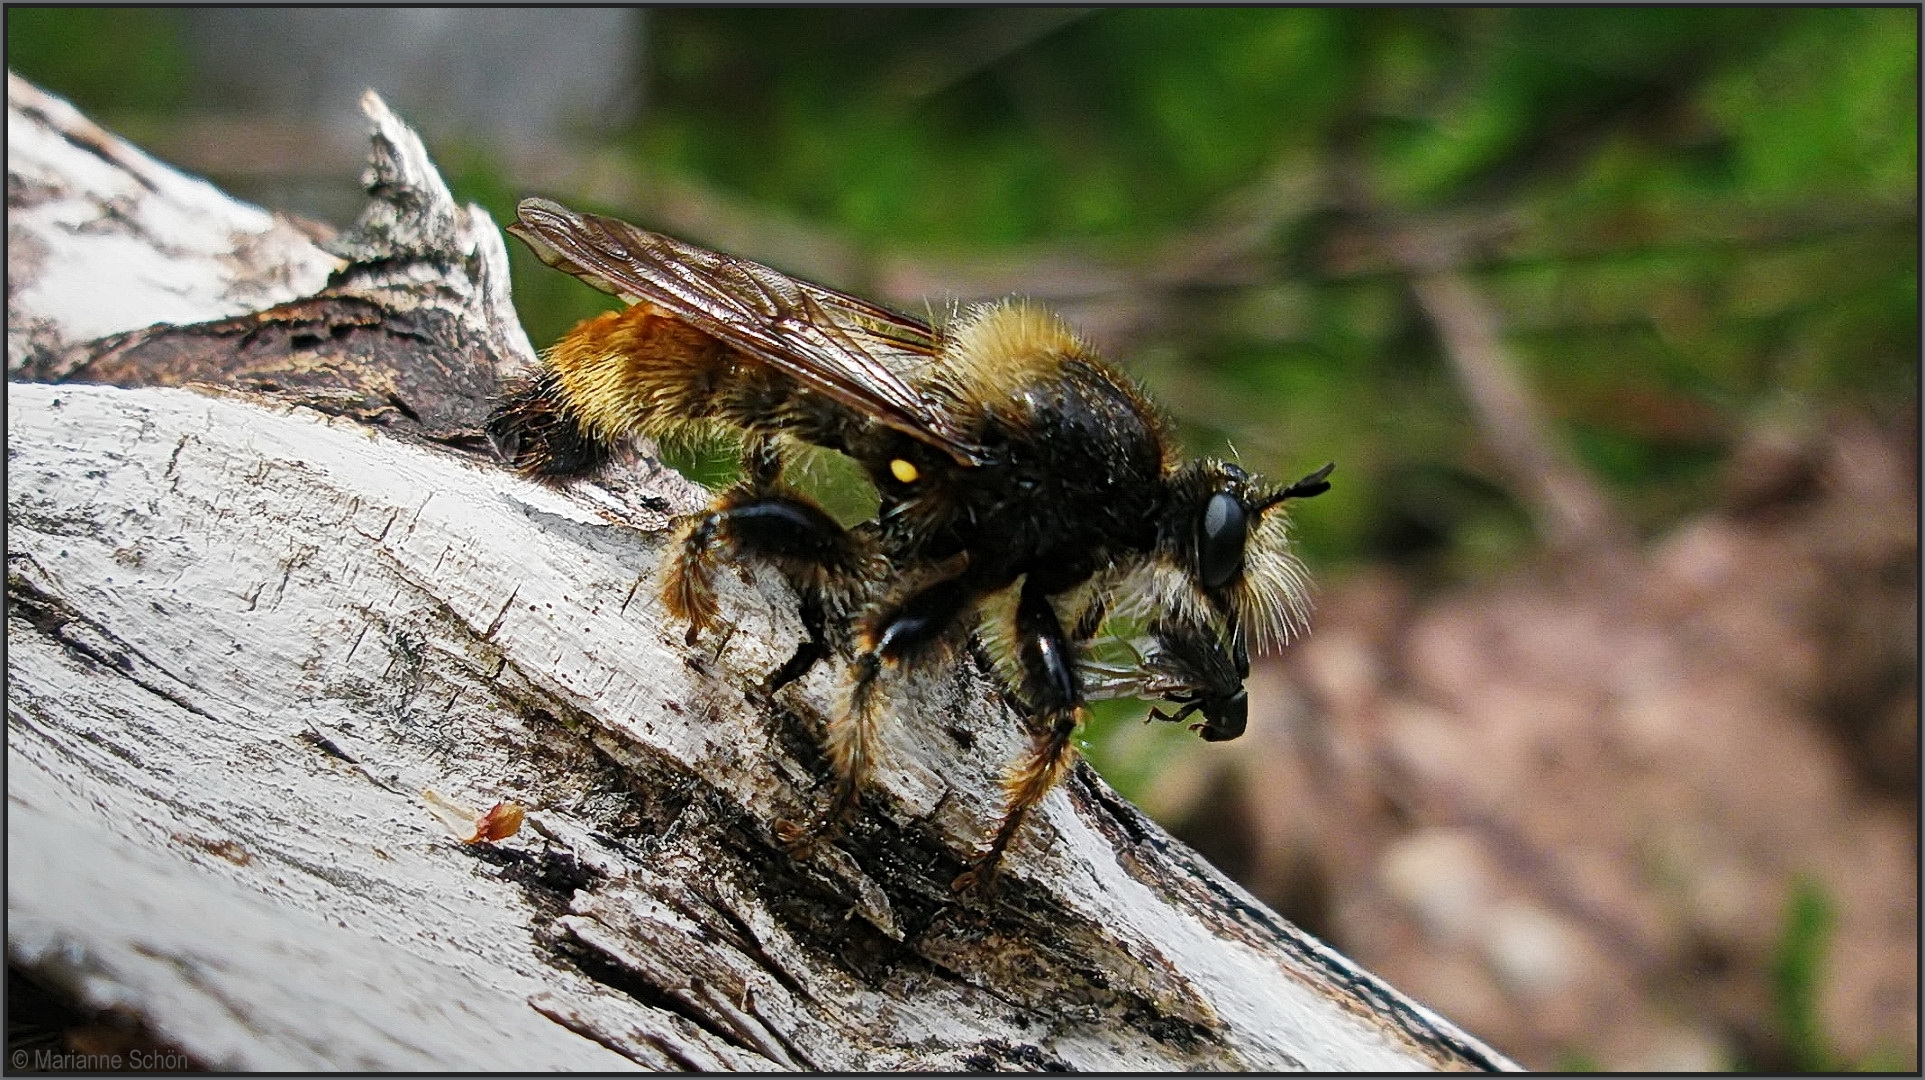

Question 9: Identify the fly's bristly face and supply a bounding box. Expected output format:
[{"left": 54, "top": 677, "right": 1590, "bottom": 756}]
[
  {"left": 1120, "top": 459, "right": 1332, "bottom": 659},
  {"left": 487, "top": 197, "right": 1330, "bottom": 890}
]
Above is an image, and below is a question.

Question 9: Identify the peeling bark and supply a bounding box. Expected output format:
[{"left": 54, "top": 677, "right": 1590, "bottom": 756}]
[{"left": 5, "top": 74, "right": 1516, "bottom": 1071}]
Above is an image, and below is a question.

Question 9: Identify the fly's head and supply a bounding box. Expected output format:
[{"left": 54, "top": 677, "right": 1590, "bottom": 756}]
[{"left": 1124, "top": 458, "right": 1333, "bottom": 739}]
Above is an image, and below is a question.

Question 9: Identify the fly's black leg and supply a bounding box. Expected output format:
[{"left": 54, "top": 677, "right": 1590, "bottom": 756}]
[
  {"left": 762, "top": 592, "right": 831, "bottom": 695},
  {"left": 840, "top": 575, "right": 974, "bottom": 811},
  {"left": 1141, "top": 618, "right": 1250, "bottom": 742},
  {"left": 1070, "top": 593, "right": 1108, "bottom": 645},
  {"left": 776, "top": 572, "right": 975, "bottom": 852},
  {"left": 663, "top": 490, "right": 856, "bottom": 643},
  {"left": 661, "top": 438, "right": 867, "bottom": 646},
  {"left": 954, "top": 579, "right": 1086, "bottom": 891}
]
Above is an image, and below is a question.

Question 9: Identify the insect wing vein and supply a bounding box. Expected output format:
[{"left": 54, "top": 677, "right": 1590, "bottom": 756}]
[{"left": 513, "top": 198, "right": 983, "bottom": 465}]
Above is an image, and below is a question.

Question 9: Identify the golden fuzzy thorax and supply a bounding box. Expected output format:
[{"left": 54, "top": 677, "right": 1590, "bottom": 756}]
[
  {"left": 937, "top": 301, "right": 1180, "bottom": 474},
  {"left": 940, "top": 301, "right": 1094, "bottom": 403}
]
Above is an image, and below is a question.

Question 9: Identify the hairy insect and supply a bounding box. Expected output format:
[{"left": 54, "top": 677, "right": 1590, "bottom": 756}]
[{"left": 488, "top": 197, "right": 1331, "bottom": 889}]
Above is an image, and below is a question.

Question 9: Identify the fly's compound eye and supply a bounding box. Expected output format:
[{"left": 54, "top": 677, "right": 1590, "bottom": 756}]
[{"left": 1197, "top": 491, "right": 1248, "bottom": 590}]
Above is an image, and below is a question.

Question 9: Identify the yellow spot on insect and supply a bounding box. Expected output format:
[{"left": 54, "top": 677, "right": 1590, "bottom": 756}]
[{"left": 890, "top": 459, "right": 919, "bottom": 484}]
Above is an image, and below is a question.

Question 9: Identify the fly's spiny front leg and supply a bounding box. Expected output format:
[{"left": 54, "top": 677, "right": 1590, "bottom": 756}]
[
  {"left": 954, "top": 578, "right": 1087, "bottom": 892},
  {"left": 662, "top": 509, "right": 726, "bottom": 645},
  {"left": 661, "top": 438, "right": 864, "bottom": 646},
  {"left": 776, "top": 572, "right": 975, "bottom": 852},
  {"left": 760, "top": 591, "right": 831, "bottom": 697}
]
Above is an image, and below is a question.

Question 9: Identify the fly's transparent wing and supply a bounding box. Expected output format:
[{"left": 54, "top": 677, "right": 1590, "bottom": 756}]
[{"left": 511, "top": 198, "right": 986, "bottom": 465}]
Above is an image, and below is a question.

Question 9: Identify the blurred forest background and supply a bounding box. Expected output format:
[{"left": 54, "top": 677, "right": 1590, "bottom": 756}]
[{"left": 9, "top": 7, "right": 1916, "bottom": 1071}]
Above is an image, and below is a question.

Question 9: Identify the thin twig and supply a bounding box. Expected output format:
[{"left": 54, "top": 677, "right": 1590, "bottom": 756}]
[{"left": 1405, "top": 259, "right": 1629, "bottom": 561}]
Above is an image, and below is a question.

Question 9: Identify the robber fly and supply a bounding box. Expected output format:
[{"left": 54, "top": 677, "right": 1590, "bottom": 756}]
[{"left": 487, "top": 198, "right": 1331, "bottom": 889}]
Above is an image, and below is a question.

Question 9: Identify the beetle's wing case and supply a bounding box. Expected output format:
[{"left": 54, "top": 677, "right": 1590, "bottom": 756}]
[{"left": 511, "top": 198, "right": 987, "bottom": 466}]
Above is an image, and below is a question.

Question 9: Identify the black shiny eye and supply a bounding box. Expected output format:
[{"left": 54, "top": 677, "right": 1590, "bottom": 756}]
[{"left": 1197, "top": 491, "right": 1248, "bottom": 590}]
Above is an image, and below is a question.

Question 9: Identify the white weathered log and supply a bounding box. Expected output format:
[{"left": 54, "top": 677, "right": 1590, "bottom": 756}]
[
  {"left": 5, "top": 75, "right": 1516, "bottom": 1071},
  {"left": 5, "top": 72, "right": 342, "bottom": 374}
]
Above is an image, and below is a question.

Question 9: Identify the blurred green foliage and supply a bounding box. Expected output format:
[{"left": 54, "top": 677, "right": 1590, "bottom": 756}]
[
  {"left": 1751, "top": 874, "right": 1912, "bottom": 1073},
  {"left": 1770, "top": 875, "right": 1838, "bottom": 1071},
  {"left": 6, "top": 7, "right": 190, "bottom": 114},
  {"left": 1763, "top": 877, "right": 1909, "bottom": 1070},
  {"left": 636, "top": 7, "right": 1916, "bottom": 577}
]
